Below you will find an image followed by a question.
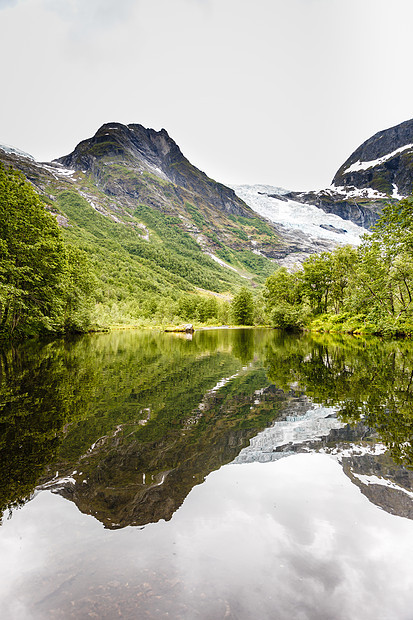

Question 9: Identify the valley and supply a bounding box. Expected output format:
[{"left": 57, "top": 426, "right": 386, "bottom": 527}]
[{"left": 1, "top": 117, "right": 413, "bottom": 335}]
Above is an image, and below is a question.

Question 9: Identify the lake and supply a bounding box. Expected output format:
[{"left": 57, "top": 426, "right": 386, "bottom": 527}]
[{"left": 1, "top": 328, "right": 413, "bottom": 619}]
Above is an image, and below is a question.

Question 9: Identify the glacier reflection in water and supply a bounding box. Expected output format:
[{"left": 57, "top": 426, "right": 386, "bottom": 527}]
[{"left": 233, "top": 404, "right": 343, "bottom": 463}]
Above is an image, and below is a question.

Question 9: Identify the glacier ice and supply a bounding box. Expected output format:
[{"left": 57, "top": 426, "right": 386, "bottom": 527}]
[
  {"left": 0, "top": 143, "right": 34, "bottom": 160},
  {"left": 231, "top": 184, "right": 367, "bottom": 247}
]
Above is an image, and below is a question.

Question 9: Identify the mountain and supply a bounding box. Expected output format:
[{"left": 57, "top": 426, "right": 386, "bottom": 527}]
[
  {"left": 0, "top": 124, "right": 306, "bottom": 290},
  {"left": 56, "top": 122, "right": 250, "bottom": 217},
  {"left": 1, "top": 117, "right": 412, "bottom": 318},
  {"left": 0, "top": 120, "right": 368, "bottom": 326},
  {"left": 333, "top": 118, "right": 413, "bottom": 197},
  {"left": 53, "top": 122, "right": 360, "bottom": 265},
  {"left": 1, "top": 125, "right": 292, "bottom": 327},
  {"left": 244, "top": 119, "right": 413, "bottom": 236}
]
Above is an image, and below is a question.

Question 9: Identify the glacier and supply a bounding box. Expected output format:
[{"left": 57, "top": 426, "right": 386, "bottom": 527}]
[
  {"left": 0, "top": 143, "right": 34, "bottom": 160},
  {"left": 231, "top": 184, "right": 367, "bottom": 248}
]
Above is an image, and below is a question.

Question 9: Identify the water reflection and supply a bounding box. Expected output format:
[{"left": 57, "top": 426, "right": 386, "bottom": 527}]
[
  {"left": 2, "top": 455, "right": 413, "bottom": 620},
  {"left": 265, "top": 334, "right": 413, "bottom": 468},
  {"left": 0, "top": 339, "right": 95, "bottom": 522},
  {"left": 0, "top": 330, "right": 294, "bottom": 528},
  {"left": 2, "top": 330, "right": 413, "bottom": 618},
  {"left": 1, "top": 329, "right": 413, "bottom": 529}
]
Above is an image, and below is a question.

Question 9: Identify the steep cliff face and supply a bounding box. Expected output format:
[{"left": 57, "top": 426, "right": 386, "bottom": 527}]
[
  {"left": 57, "top": 123, "right": 251, "bottom": 217},
  {"left": 284, "top": 188, "right": 383, "bottom": 228},
  {"left": 332, "top": 118, "right": 413, "bottom": 197}
]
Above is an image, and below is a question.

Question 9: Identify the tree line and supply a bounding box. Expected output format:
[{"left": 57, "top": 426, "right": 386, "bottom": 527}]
[{"left": 263, "top": 196, "right": 413, "bottom": 336}]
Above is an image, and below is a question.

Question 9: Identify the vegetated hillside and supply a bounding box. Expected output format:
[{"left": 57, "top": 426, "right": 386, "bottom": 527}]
[
  {"left": 0, "top": 124, "right": 294, "bottom": 326},
  {"left": 3, "top": 118, "right": 413, "bottom": 330}
]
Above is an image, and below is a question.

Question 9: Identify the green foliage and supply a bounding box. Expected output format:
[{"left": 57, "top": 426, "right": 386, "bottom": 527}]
[
  {"left": 263, "top": 267, "right": 308, "bottom": 329},
  {"left": 184, "top": 201, "right": 206, "bottom": 229},
  {"left": 231, "top": 287, "right": 254, "bottom": 325},
  {"left": 55, "top": 191, "right": 246, "bottom": 326},
  {"left": 263, "top": 197, "right": 413, "bottom": 336},
  {"left": 0, "top": 339, "right": 95, "bottom": 519},
  {"left": 0, "top": 166, "right": 94, "bottom": 338},
  {"left": 229, "top": 215, "right": 275, "bottom": 237},
  {"left": 176, "top": 293, "right": 227, "bottom": 324}
]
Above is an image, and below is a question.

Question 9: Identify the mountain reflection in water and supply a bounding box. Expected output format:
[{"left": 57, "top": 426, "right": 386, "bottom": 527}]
[{"left": 1, "top": 329, "right": 413, "bottom": 529}]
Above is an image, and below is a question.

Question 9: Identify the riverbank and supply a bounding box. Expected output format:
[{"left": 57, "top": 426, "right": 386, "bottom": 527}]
[{"left": 307, "top": 313, "right": 413, "bottom": 338}]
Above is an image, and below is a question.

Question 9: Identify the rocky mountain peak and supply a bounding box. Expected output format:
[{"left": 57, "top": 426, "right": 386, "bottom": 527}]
[
  {"left": 56, "top": 122, "right": 182, "bottom": 171},
  {"left": 343, "top": 118, "right": 413, "bottom": 163},
  {"left": 332, "top": 118, "right": 413, "bottom": 196},
  {"left": 55, "top": 122, "right": 250, "bottom": 217}
]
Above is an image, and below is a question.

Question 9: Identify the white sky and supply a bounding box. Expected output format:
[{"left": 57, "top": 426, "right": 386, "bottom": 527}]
[{"left": 1, "top": 0, "right": 412, "bottom": 190}]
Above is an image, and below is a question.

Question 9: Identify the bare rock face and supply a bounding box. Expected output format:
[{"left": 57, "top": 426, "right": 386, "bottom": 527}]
[
  {"left": 332, "top": 118, "right": 413, "bottom": 197},
  {"left": 56, "top": 123, "right": 251, "bottom": 217},
  {"left": 284, "top": 188, "right": 382, "bottom": 229}
]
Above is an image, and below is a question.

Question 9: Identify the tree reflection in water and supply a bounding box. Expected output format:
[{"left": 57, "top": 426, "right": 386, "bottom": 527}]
[{"left": 1, "top": 329, "right": 413, "bottom": 527}]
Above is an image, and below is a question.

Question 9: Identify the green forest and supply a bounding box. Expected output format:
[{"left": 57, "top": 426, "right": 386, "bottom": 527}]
[
  {"left": 2, "top": 163, "right": 413, "bottom": 340},
  {"left": 264, "top": 197, "right": 413, "bottom": 336}
]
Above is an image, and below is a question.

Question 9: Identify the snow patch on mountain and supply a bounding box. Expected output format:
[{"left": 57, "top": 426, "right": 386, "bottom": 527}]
[
  {"left": 231, "top": 184, "right": 367, "bottom": 247},
  {"left": 0, "top": 143, "right": 34, "bottom": 161},
  {"left": 331, "top": 185, "right": 388, "bottom": 200},
  {"left": 343, "top": 143, "right": 413, "bottom": 175}
]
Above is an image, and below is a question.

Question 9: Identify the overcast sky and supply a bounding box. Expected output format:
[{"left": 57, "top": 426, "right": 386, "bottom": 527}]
[{"left": 1, "top": 0, "right": 412, "bottom": 190}]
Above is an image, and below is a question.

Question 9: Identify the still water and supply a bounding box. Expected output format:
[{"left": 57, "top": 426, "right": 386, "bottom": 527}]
[{"left": 1, "top": 328, "right": 413, "bottom": 619}]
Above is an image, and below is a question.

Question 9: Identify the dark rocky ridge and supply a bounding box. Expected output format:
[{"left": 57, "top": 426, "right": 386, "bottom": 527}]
[
  {"left": 332, "top": 118, "right": 413, "bottom": 196},
  {"left": 56, "top": 122, "right": 252, "bottom": 218},
  {"left": 284, "top": 188, "right": 383, "bottom": 228}
]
